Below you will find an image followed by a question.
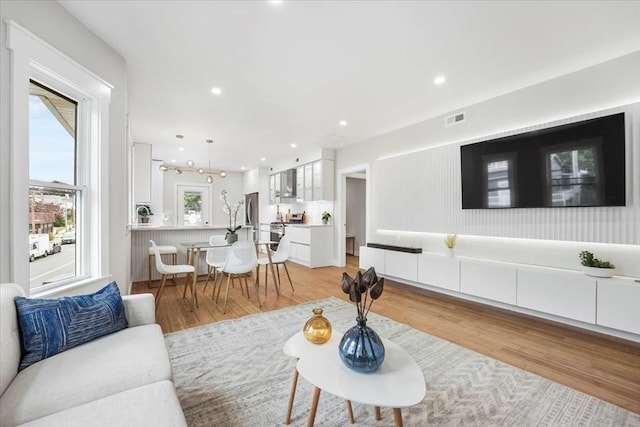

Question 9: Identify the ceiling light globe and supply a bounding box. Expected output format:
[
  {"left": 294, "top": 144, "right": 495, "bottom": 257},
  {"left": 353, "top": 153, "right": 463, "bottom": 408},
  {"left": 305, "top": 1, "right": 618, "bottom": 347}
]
[
  {"left": 207, "top": 175, "right": 214, "bottom": 184},
  {"left": 197, "top": 168, "right": 204, "bottom": 174},
  {"left": 219, "top": 171, "right": 227, "bottom": 178},
  {"left": 159, "top": 164, "right": 169, "bottom": 171},
  {"left": 175, "top": 168, "right": 182, "bottom": 174},
  {"left": 186, "top": 160, "right": 195, "bottom": 167}
]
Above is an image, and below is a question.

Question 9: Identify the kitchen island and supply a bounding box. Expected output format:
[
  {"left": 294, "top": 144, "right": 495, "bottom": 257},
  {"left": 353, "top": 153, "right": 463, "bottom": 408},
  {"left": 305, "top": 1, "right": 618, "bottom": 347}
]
[{"left": 130, "top": 225, "right": 253, "bottom": 283}]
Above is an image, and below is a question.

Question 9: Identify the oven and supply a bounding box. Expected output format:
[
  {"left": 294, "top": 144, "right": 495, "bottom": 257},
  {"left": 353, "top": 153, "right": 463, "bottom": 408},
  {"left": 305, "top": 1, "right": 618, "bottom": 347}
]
[{"left": 270, "top": 222, "right": 285, "bottom": 251}]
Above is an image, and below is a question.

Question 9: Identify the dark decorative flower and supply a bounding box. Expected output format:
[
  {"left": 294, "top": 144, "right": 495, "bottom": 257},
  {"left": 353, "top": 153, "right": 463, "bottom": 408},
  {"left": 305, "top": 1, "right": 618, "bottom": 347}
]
[{"left": 340, "top": 267, "right": 384, "bottom": 320}]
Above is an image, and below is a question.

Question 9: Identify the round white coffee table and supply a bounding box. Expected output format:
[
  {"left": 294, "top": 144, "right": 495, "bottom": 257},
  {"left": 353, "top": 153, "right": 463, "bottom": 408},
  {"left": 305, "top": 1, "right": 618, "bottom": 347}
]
[{"left": 283, "top": 331, "right": 425, "bottom": 427}]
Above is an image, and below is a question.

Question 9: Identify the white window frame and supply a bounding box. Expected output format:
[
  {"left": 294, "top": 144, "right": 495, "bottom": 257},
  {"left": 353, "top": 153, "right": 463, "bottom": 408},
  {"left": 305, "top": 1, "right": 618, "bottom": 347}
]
[{"left": 7, "top": 21, "right": 112, "bottom": 296}]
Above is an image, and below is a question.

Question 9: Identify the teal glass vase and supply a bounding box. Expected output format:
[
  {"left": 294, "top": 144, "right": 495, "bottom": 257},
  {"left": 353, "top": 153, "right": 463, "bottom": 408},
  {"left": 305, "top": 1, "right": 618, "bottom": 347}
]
[{"left": 338, "top": 317, "right": 385, "bottom": 373}]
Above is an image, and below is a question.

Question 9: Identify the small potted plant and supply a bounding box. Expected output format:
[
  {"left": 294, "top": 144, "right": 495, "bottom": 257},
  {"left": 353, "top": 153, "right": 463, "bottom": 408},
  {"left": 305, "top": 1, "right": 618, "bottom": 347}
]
[
  {"left": 321, "top": 211, "right": 331, "bottom": 225},
  {"left": 579, "top": 250, "right": 615, "bottom": 278},
  {"left": 137, "top": 205, "right": 153, "bottom": 224}
]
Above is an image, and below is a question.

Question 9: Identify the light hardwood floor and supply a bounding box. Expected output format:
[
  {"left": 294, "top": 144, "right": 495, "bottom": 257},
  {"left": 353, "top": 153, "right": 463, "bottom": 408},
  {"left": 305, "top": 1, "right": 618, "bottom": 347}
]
[{"left": 132, "top": 255, "right": 640, "bottom": 414}]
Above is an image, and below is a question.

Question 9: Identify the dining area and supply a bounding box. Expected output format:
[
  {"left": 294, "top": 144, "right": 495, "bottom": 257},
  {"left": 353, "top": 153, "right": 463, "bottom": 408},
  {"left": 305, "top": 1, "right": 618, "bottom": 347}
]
[{"left": 134, "top": 225, "right": 295, "bottom": 320}]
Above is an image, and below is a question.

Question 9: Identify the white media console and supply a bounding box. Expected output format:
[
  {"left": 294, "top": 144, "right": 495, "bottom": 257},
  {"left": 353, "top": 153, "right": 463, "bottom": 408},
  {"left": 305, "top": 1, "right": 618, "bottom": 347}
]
[{"left": 360, "top": 245, "right": 640, "bottom": 342}]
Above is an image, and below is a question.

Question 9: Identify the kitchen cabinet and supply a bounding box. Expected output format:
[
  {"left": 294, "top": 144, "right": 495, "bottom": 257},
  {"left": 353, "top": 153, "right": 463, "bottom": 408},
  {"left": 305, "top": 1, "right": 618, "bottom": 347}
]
[
  {"left": 293, "top": 159, "right": 334, "bottom": 202},
  {"left": 304, "top": 163, "right": 313, "bottom": 201},
  {"left": 286, "top": 225, "right": 332, "bottom": 268}
]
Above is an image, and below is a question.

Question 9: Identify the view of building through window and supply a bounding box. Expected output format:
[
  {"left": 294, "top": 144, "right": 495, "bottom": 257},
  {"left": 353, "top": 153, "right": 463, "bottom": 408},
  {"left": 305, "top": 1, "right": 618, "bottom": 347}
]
[{"left": 28, "top": 80, "right": 79, "bottom": 289}]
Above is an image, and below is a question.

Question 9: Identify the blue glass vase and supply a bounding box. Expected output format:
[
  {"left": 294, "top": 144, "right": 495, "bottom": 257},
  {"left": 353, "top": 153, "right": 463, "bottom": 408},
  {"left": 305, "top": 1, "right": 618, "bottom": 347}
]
[{"left": 338, "top": 318, "right": 385, "bottom": 373}]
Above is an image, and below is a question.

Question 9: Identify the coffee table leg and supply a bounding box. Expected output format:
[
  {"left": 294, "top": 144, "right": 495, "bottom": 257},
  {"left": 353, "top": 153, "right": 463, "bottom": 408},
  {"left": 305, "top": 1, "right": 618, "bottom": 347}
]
[
  {"left": 375, "top": 406, "right": 382, "bottom": 420},
  {"left": 307, "top": 387, "right": 321, "bottom": 427},
  {"left": 345, "top": 400, "right": 354, "bottom": 423},
  {"left": 393, "top": 408, "right": 403, "bottom": 427},
  {"left": 285, "top": 366, "right": 299, "bottom": 424}
]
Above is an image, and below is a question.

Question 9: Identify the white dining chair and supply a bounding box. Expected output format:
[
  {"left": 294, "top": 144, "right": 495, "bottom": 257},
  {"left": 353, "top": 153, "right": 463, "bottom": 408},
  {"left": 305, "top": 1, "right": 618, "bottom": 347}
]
[
  {"left": 150, "top": 240, "right": 195, "bottom": 312},
  {"left": 203, "top": 234, "right": 229, "bottom": 297},
  {"left": 215, "top": 240, "right": 260, "bottom": 314},
  {"left": 257, "top": 234, "right": 294, "bottom": 296}
]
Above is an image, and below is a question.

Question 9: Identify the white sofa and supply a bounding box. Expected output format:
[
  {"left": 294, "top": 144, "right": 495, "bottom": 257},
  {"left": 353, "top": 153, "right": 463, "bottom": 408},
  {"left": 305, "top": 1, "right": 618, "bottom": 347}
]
[{"left": 0, "top": 283, "right": 187, "bottom": 427}]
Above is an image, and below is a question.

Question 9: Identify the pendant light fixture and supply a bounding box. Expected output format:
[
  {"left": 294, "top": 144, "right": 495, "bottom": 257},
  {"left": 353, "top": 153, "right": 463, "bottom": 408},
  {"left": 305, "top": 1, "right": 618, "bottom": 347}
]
[{"left": 158, "top": 138, "right": 225, "bottom": 183}]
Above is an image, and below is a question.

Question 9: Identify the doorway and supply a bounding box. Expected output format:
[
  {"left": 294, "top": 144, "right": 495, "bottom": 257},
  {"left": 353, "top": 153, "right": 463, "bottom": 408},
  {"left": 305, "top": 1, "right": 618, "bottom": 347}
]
[{"left": 338, "top": 164, "right": 368, "bottom": 267}]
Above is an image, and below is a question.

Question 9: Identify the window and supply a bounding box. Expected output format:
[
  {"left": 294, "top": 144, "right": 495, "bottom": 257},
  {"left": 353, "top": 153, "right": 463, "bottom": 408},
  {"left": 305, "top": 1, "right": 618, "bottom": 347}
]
[
  {"left": 177, "top": 185, "right": 210, "bottom": 226},
  {"left": 7, "top": 21, "right": 112, "bottom": 294},
  {"left": 545, "top": 139, "right": 604, "bottom": 207},
  {"left": 28, "top": 81, "right": 80, "bottom": 289},
  {"left": 483, "top": 154, "right": 517, "bottom": 208}
]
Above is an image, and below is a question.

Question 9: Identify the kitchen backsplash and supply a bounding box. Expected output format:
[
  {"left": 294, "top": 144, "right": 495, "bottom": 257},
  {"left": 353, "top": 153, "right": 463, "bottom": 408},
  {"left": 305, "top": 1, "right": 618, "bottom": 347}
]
[{"left": 267, "top": 201, "right": 334, "bottom": 224}]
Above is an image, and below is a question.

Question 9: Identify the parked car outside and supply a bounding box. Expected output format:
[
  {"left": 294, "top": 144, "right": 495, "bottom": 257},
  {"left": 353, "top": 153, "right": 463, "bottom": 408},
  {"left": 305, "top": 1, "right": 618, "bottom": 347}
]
[
  {"left": 48, "top": 243, "right": 61, "bottom": 254},
  {"left": 61, "top": 232, "right": 76, "bottom": 244}
]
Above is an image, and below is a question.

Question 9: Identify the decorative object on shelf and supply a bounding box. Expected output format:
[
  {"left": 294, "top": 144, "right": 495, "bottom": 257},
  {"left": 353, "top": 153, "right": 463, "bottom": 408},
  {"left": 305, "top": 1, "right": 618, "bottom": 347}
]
[
  {"left": 338, "top": 267, "right": 386, "bottom": 373},
  {"left": 579, "top": 250, "right": 615, "bottom": 278},
  {"left": 137, "top": 205, "right": 153, "bottom": 224},
  {"left": 302, "top": 308, "right": 332, "bottom": 344},
  {"left": 321, "top": 211, "right": 331, "bottom": 225},
  {"left": 220, "top": 190, "right": 244, "bottom": 244},
  {"left": 444, "top": 234, "right": 457, "bottom": 257}
]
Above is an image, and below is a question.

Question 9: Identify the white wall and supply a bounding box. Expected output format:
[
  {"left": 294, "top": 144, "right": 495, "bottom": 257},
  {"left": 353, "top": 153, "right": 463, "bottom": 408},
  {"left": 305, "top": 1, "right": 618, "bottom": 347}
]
[
  {"left": 0, "top": 1, "right": 129, "bottom": 293},
  {"left": 336, "top": 52, "right": 640, "bottom": 277}
]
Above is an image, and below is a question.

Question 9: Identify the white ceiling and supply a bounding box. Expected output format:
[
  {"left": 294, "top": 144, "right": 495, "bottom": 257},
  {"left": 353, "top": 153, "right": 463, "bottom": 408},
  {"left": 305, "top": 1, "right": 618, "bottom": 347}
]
[{"left": 59, "top": 0, "right": 640, "bottom": 173}]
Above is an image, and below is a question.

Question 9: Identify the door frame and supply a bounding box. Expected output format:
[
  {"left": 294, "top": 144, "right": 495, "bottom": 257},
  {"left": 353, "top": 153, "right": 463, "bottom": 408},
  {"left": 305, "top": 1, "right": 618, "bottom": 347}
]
[{"left": 336, "top": 163, "right": 369, "bottom": 267}]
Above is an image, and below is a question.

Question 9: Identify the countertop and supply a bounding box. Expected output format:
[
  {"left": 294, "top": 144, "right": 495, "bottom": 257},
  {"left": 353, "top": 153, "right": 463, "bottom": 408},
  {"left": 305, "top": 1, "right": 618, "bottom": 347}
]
[
  {"left": 259, "top": 222, "right": 332, "bottom": 228},
  {"left": 130, "top": 224, "right": 253, "bottom": 231}
]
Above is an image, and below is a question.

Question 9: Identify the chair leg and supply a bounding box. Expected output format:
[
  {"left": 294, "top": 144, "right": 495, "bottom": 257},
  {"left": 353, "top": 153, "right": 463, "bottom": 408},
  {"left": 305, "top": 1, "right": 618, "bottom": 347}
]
[
  {"left": 148, "top": 254, "right": 153, "bottom": 288},
  {"left": 264, "top": 262, "right": 269, "bottom": 296},
  {"left": 155, "top": 274, "right": 167, "bottom": 312},
  {"left": 203, "top": 266, "right": 213, "bottom": 292},
  {"left": 170, "top": 253, "right": 178, "bottom": 285},
  {"left": 282, "top": 262, "right": 295, "bottom": 292},
  {"left": 253, "top": 274, "right": 261, "bottom": 308},
  {"left": 223, "top": 274, "right": 232, "bottom": 314},
  {"left": 213, "top": 272, "right": 223, "bottom": 301},
  {"left": 242, "top": 276, "right": 250, "bottom": 299}
]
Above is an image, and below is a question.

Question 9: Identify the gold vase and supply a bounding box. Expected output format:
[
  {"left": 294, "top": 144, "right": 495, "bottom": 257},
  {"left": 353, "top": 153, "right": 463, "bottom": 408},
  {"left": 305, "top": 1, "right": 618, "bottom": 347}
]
[{"left": 303, "top": 308, "right": 332, "bottom": 344}]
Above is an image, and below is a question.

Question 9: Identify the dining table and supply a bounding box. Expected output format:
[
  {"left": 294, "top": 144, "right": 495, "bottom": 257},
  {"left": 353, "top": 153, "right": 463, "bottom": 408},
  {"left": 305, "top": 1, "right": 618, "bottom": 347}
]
[{"left": 179, "top": 239, "right": 281, "bottom": 311}]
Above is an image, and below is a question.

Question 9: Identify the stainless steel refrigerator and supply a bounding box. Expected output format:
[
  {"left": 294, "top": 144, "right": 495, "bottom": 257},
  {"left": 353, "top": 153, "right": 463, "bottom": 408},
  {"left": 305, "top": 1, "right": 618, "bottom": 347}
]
[{"left": 245, "top": 192, "right": 259, "bottom": 242}]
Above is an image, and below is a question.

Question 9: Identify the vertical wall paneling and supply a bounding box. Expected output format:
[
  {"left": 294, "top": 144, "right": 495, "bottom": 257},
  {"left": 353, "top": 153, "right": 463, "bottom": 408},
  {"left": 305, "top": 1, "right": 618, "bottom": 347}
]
[{"left": 373, "top": 105, "right": 639, "bottom": 245}]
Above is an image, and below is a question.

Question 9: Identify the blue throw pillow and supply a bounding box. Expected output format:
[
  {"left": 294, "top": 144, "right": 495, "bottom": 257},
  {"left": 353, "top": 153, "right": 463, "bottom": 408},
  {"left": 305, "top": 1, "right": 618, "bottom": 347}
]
[{"left": 14, "top": 281, "right": 128, "bottom": 371}]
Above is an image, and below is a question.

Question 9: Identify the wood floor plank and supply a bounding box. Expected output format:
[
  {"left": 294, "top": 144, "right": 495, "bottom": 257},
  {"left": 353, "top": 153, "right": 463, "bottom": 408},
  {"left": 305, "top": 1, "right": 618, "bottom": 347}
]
[{"left": 132, "top": 255, "right": 640, "bottom": 414}]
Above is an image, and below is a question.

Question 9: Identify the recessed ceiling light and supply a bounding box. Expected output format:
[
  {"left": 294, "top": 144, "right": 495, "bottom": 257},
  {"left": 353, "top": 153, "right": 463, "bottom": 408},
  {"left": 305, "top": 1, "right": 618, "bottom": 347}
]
[
  {"left": 206, "top": 139, "right": 214, "bottom": 144},
  {"left": 211, "top": 87, "right": 222, "bottom": 95},
  {"left": 176, "top": 134, "right": 184, "bottom": 139},
  {"left": 171, "top": 159, "right": 176, "bottom": 163},
  {"left": 260, "top": 157, "right": 266, "bottom": 161},
  {"left": 433, "top": 75, "right": 446, "bottom": 85},
  {"left": 241, "top": 166, "right": 246, "bottom": 170},
  {"left": 178, "top": 147, "right": 184, "bottom": 151},
  {"left": 339, "top": 120, "right": 347, "bottom": 126},
  {"left": 290, "top": 143, "right": 297, "bottom": 148},
  {"left": 270, "top": 0, "right": 283, "bottom": 4}
]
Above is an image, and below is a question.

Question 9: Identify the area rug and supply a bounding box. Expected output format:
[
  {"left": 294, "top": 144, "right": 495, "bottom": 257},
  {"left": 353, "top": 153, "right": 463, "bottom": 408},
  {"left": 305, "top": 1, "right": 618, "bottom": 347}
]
[{"left": 164, "top": 297, "right": 639, "bottom": 426}]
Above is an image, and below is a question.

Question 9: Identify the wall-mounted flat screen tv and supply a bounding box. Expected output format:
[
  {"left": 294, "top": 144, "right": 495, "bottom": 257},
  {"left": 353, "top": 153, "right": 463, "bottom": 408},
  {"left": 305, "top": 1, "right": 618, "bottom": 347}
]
[{"left": 460, "top": 112, "right": 625, "bottom": 209}]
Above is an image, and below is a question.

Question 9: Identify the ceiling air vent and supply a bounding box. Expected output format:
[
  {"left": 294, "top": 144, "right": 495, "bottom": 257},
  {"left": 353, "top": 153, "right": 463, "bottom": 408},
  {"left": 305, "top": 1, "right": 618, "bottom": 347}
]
[{"left": 445, "top": 112, "right": 466, "bottom": 127}]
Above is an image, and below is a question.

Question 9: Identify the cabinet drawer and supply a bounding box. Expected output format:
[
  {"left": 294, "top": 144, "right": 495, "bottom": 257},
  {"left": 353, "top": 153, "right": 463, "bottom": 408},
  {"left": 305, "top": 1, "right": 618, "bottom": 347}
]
[
  {"left": 597, "top": 279, "right": 640, "bottom": 334},
  {"left": 517, "top": 269, "right": 596, "bottom": 324},
  {"left": 460, "top": 261, "right": 517, "bottom": 304}
]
